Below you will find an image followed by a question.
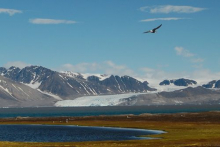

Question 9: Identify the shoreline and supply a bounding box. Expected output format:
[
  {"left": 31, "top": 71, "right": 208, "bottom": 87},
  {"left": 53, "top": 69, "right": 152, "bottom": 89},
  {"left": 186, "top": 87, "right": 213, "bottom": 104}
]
[
  {"left": 1, "top": 111, "right": 220, "bottom": 124},
  {"left": 1, "top": 104, "right": 220, "bottom": 118},
  {"left": 1, "top": 112, "right": 220, "bottom": 146}
]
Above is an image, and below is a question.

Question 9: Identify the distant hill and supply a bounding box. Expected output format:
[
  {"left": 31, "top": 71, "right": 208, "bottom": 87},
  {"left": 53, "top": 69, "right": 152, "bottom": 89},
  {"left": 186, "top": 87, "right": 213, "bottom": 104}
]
[{"left": 118, "top": 86, "right": 220, "bottom": 106}]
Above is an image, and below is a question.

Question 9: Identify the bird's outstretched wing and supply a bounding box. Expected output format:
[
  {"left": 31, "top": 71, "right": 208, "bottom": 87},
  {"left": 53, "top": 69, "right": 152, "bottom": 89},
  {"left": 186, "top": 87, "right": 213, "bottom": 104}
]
[
  {"left": 153, "top": 24, "right": 162, "bottom": 31},
  {"left": 144, "top": 30, "right": 151, "bottom": 33}
]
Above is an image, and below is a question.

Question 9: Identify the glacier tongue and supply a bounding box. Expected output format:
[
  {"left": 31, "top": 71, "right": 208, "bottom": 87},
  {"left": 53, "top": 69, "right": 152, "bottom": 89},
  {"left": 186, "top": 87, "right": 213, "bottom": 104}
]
[{"left": 55, "top": 93, "right": 145, "bottom": 107}]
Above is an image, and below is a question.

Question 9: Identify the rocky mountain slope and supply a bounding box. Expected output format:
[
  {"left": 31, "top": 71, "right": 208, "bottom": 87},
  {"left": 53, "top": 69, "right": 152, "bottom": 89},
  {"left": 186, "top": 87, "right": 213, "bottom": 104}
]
[
  {"left": 0, "top": 75, "right": 56, "bottom": 107},
  {"left": 118, "top": 86, "right": 220, "bottom": 106}
]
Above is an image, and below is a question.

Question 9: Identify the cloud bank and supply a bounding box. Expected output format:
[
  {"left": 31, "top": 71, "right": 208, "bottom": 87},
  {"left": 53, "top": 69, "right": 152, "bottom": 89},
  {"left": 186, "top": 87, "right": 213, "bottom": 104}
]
[
  {"left": 58, "top": 60, "right": 220, "bottom": 86},
  {"left": 4, "top": 61, "right": 31, "bottom": 69},
  {"left": 140, "top": 5, "right": 206, "bottom": 14},
  {"left": 29, "top": 18, "right": 77, "bottom": 24},
  {"left": 175, "top": 47, "right": 194, "bottom": 57},
  {"left": 175, "top": 46, "right": 204, "bottom": 70},
  {"left": 59, "top": 61, "right": 136, "bottom": 76},
  {"left": 140, "top": 17, "right": 188, "bottom": 22},
  {"left": 0, "top": 8, "right": 22, "bottom": 16}
]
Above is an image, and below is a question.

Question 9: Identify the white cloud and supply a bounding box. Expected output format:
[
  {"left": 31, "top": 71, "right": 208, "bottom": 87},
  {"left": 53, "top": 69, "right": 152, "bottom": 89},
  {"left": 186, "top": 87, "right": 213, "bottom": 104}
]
[
  {"left": 191, "top": 58, "right": 204, "bottom": 63},
  {"left": 59, "top": 61, "right": 211, "bottom": 86},
  {"left": 174, "top": 46, "right": 204, "bottom": 69},
  {"left": 58, "top": 61, "right": 136, "bottom": 76},
  {"left": 190, "top": 70, "right": 220, "bottom": 84},
  {"left": 140, "top": 67, "right": 220, "bottom": 86},
  {"left": 61, "top": 63, "right": 100, "bottom": 73},
  {"left": 29, "top": 18, "right": 77, "bottom": 24},
  {"left": 175, "top": 47, "right": 194, "bottom": 57},
  {"left": 139, "top": 67, "right": 186, "bottom": 85},
  {"left": 140, "top": 5, "right": 206, "bottom": 14},
  {"left": 140, "top": 67, "right": 155, "bottom": 73},
  {"left": 104, "top": 61, "right": 136, "bottom": 76},
  {"left": 0, "top": 8, "right": 22, "bottom": 16},
  {"left": 4, "top": 61, "right": 31, "bottom": 69},
  {"left": 140, "top": 17, "right": 188, "bottom": 22}
]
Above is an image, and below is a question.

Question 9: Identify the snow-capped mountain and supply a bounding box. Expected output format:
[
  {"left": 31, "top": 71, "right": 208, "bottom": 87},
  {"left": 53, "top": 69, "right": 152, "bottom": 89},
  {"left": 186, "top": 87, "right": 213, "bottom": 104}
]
[
  {"left": 159, "top": 78, "right": 197, "bottom": 86},
  {"left": 0, "top": 66, "right": 155, "bottom": 99},
  {"left": 202, "top": 80, "right": 220, "bottom": 88}
]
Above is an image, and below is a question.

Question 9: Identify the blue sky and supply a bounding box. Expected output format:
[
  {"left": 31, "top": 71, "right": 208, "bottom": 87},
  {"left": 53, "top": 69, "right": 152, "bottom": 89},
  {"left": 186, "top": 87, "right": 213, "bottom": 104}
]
[{"left": 1, "top": 0, "right": 220, "bottom": 84}]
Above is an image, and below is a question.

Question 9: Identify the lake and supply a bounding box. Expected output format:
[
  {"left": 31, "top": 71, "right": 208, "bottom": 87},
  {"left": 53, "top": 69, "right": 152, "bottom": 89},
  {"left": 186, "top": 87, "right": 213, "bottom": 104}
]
[
  {"left": 0, "top": 105, "right": 220, "bottom": 118},
  {"left": 0, "top": 125, "right": 165, "bottom": 142}
]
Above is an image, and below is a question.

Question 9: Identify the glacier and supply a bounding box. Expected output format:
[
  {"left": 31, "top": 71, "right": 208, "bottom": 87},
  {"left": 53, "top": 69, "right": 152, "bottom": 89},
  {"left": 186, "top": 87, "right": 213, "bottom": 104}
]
[{"left": 55, "top": 93, "right": 145, "bottom": 107}]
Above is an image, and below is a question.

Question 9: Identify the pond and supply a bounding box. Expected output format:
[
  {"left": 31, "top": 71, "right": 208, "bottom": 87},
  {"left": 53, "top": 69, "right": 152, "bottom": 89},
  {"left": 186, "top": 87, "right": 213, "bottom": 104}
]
[{"left": 0, "top": 125, "right": 165, "bottom": 142}]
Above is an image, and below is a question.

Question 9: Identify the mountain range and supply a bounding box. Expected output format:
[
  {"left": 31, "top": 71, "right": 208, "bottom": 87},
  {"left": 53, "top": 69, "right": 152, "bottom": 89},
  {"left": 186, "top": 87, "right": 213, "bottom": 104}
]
[{"left": 0, "top": 65, "right": 220, "bottom": 107}]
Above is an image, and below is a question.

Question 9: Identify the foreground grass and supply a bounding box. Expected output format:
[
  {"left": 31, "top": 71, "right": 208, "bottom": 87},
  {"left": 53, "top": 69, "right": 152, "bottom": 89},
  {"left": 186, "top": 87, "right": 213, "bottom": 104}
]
[{"left": 1, "top": 112, "right": 220, "bottom": 147}]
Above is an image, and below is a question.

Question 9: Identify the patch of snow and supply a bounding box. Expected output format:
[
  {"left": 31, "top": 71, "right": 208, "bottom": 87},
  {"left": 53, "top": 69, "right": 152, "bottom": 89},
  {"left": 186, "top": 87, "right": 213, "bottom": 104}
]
[
  {"left": 147, "top": 81, "right": 199, "bottom": 93},
  {"left": 25, "top": 81, "right": 41, "bottom": 89},
  {"left": 75, "top": 89, "right": 80, "bottom": 94},
  {"left": 59, "top": 74, "right": 65, "bottom": 80},
  {"left": 88, "top": 74, "right": 111, "bottom": 81},
  {"left": 55, "top": 93, "right": 146, "bottom": 107},
  {"left": 18, "top": 87, "right": 30, "bottom": 97},
  {"left": 0, "top": 85, "right": 15, "bottom": 98},
  {"left": 114, "top": 76, "right": 122, "bottom": 92},
  {"left": 154, "top": 84, "right": 186, "bottom": 92},
  {"left": 213, "top": 83, "right": 216, "bottom": 88},
  {"left": 32, "top": 66, "right": 39, "bottom": 69},
  {"left": 67, "top": 82, "right": 73, "bottom": 88},
  {"left": 80, "top": 83, "right": 90, "bottom": 95},
  {"left": 61, "top": 71, "right": 111, "bottom": 81},
  {"left": 32, "top": 72, "right": 36, "bottom": 80},
  {"left": 84, "top": 84, "right": 97, "bottom": 95},
  {"left": 60, "top": 71, "right": 84, "bottom": 79},
  {"left": 173, "top": 100, "right": 183, "bottom": 104},
  {"left": 37, "top": 89, "right": 63, "bottom": 100},
  {"left": 11, "top": 84, "right": 19, "bottom": 90}
]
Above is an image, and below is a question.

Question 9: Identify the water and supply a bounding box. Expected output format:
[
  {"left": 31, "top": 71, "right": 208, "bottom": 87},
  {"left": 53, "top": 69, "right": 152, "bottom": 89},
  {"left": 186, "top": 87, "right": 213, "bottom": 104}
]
[
  {"left": 0, "top": 105, "right": 220, "bottom": 118},
  {"left": 0, "top": 125, "right": 164, "bottom": 142}
]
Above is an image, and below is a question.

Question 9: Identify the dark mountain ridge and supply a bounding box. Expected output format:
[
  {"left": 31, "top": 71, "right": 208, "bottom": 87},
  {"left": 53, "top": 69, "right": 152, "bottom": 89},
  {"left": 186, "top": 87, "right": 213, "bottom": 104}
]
[
  {"left": 202, "top": 80, "right": 220, "bottom": 88},
  {"left": 159, "top": 78, "right": 197, "bottom": 86}
]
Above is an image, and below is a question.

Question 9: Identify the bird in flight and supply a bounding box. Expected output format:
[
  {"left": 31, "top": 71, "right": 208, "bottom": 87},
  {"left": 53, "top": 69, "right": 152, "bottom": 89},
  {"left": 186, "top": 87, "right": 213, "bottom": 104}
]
[{"left": 144, "top": 24, "right": 162, "bottom": 33}]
